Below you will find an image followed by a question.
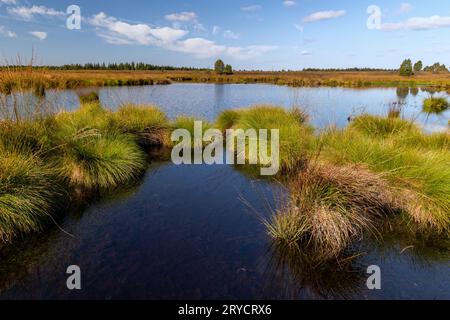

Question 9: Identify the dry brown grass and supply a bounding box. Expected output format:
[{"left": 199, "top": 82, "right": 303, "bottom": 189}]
[
  {"left": 2, "top": 69, "right": 450, "bottom": 91},
  {"left": 268, "top": 162, "right": 401, "bottom": 257}
]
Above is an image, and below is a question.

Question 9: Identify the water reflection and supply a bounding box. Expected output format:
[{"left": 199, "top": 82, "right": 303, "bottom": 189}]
[
  {"left": 396, "top": 87, "right": 409, "bottom": 100},
  {"left": 264, "top": 242, "right": 366, "bottom": 299},
  {"left": 2, "top": 84, "right": 449, "bottom": 132}
]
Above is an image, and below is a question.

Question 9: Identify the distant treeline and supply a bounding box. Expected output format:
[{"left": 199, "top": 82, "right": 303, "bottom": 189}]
[
  {"left": 302, "top": 67, "right": 397, "bottom": 72},
  {"left": 0, "top": 62, "right": 210, "bottom": 71}
]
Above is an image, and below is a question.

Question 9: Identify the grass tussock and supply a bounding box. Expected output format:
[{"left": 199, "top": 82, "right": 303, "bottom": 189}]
[
  {"left": 0, "top": 117, "right": 55, "bottom": 155},
  {"left": 423, "top": 97, "right": 449, "bottom": 114},
  {"left": 317, "top": 127, "right": 450, "bottom": 232},
  {"left": 0, "top": 150, "right": 64, "bottom": 242},
  {"left": 54, "top": 102, "right": 115, "bottom": 133},
  {"left": 350, "top": 114, "right": 449, "bottom": 151},
  {"left": 0, "top": 102, "right": 167, "bottom": 243},
  {"left": 350, "top": 114, "right": 416, "bottom": 137},
  {"left": 54, "top": 131, "right": 146, "bottom": 190},
  {"left": 115, "top": 104, "right": 169, "bottom": 146},
  {"left": 267, "top": 163, "right": 399, "bottom": 256},
  {"left": 78, "top": 91, "right": 100, "bottom": 105},
  {"left": 52, "top": 104, "right": 147, "bottom": 189},
  {"left": 217, "top": 105, "right": 313, "bottom": 172}
]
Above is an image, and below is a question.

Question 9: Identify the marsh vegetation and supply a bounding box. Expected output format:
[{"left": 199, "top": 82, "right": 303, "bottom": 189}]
[{"left": 0, "top": 61, "right": 449, "bottom": 300}]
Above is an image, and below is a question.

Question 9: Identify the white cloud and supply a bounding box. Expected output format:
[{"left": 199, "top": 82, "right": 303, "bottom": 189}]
[
  {"left": 300, "top": 50, "right": 311, "bottom": 55},
  {"left": 381, "top": 15, "right": 450, "bottom": 31},
  {"left": 399, "top": 3, "right": 413, "bottom": 14},
  {"left": 168, "top": 39, "right": 277, "bottom": 60},
  {"left": 29, "top": 31, "right": 47, "bottom": 40},
  {"left": 283, "top": 1, "right": 296, "bottom": 7},
  {"left": 212, "top": 25, "right": 221, "bottom": 35},
  {"left": 165, "top": 11, "right": 206, "bottom": 33},
  {"left": 223, "top": 30, "right": 239, "bottom": 39},
  {"left": 226, "top": 45, "right": 278, "bottom": 60},
  {"left": 0, "top": 0, "right": 16, "bottom": 4},
  {"left": 169, "top": 37, "right": 226, "bottom": 58},
  {"left": 0, "top": 25, "right": 16, "bottom": 38},
  {"left": 8, "top": 5, "right": 64, "bottom": 21},
  {"left": 303, "top": 10, "right": 346, "bottom": 22},
  {"left": 165, "top": 11, "right": 198, "bottom": 23},
  {"left": 89, "top": 12, "right": 277, "bottom": 60},
  {"left": 89, "top": 12, "right": 188, "bottom": 45},
  {"left": 241, "top": 5, "right": 262, "bottom": 12}
]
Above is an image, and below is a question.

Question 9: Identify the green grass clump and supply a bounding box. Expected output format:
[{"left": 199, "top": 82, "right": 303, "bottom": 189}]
[
  {"left": 53, "top": 131, "right": 146, "bottom": 190},
  {"left": 217, "top": 105, "right": 313, "bottom": 172},
  {"left": 423, "top": 97, "right": 449, "bottom": 114},
  {"left": 115, "top": 104, "right": 168, "bottom": 132},
  {"left": 350, "top": 114, "right": 417, "bottom": 137},
  {"left": 317, "top": 128, "right": 450, "bottom": 232},
  {"left": 115, "top": 104, "right": 169, "bottom": 146},
  {"left": 55, "top": 103, "right": 115, "bottom": 134},
  {"left": 0, "top": 118, "right": 56, "bottom": 155},
  {"left": 350, "top": 114, "right": 449, "bottom": 151},
  {"left": 78, "top": 92, "right": 100, "bottom": 105},
  {"left": 0, "top": 150, "right": 64, "bottom": 242},
  {"left": 52, "top": 104, "right": 147, "bottom": 190},
  {"left": 216, "top": 110, "right": 240, "bottom": 132}
]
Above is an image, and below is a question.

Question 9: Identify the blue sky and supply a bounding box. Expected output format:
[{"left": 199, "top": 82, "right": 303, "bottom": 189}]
[{"left": 1, "top": 0, "right": 450, "bottom": 70}]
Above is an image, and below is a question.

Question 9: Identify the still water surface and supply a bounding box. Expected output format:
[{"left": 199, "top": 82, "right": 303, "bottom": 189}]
[{"left": 46, "top": 84, "right": 450, "bottom": 132}]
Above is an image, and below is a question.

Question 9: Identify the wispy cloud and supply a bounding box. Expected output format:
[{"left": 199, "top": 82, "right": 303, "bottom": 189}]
[
  {"left": 241, "top": 5, "right": 262, "bottom": 12},
  {"left": 303, "top": 10, "right": 346, "bottom": 23},
  {"left": 8, "top": 5, "right": 64, "bottom": 21},
  {"left": 399, "top": 3, "right": 413, "bottom": 14},
  {"left": 300, "top": 50, "right": 311, "bottom": 55},
  {"left": 0, "top": 0, "right": 16, "bottom": 5},
  {"left": 223, "top": 30, "right": 240, "bottom": 39},
  {"left": 88, "top": 12, "right": 277, "bottom": 60},
  {"left": 283, "top": 1, "right": 296, "bottom": 7},
  {"left": 381, "top": 15, "right": 450, "bottom": 31},
  {"left": 165, "top": 11, "right": 198, "bottom": 23},
  {"left": 165, "top": 11, "right": 206, "bottom": 33},
  {"left": 29, "top": 31, "right": 47, "bottom": 40},
  {"left": 0, "top": 25, "right": 16, "bottom": 38}
]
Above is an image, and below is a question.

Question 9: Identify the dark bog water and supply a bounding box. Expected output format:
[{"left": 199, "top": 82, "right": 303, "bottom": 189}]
[
  {"left": 45, "top": 84, "right": 450, "bottom": 132},
  {"left": 0, "top": 158, "right": 449, "bottom": 300},
  {"left": 0, "top": 84, "right": 449, "bottom": 300}
]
